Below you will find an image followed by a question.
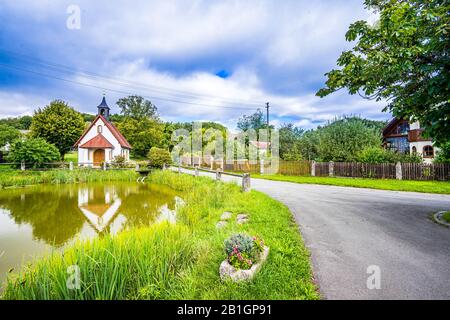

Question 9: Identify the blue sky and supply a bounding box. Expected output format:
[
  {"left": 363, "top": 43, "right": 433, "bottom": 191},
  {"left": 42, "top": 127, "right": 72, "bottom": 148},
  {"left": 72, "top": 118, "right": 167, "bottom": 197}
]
[{"left": 0, "top": 0, "right": 388, "bottom": 129}]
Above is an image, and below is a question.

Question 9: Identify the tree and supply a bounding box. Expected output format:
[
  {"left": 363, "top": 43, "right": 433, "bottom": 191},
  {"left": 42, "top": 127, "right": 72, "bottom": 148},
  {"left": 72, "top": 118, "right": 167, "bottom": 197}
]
[
  {"left": 0, "top": 115, "right": 32, "bottom": 130},
  {"left": 116, "top": 95, "right": 158, "bottom": 120},
  {"left": 30, "top": 100, "right": 85, "bottom": 158},
  {"left": 434, "top": 141, "right": 450, "bottom": 164},
  {"left": 317, "top": 0, "right": 450, "bottom": 146},
  {"left": 8, "top": 138, "right": 60, "bottom": 168},
  {"left": 0, "top": 124, "right": 20, "bottom": 148},
  {"left": 114, "top": 96, "right": 164, "bottom": 158},
  {"left": 237, "top": 109, "right": 270, "bottom": 132},
  {"left": 279, "top": 123, "right": 304, "bottom": 160}
]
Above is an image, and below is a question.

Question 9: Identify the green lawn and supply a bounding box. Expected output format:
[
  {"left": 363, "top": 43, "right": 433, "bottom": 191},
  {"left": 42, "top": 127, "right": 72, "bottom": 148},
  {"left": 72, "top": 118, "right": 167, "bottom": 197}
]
[
  {"left": 443, "top": 211, "right": 450, "bottom": 223},
  {"left": 3, "top": 170, "right": 318, "bottom": 300},
  {"left": 252, "top": 174, "right": 450, "bottom": 194}
]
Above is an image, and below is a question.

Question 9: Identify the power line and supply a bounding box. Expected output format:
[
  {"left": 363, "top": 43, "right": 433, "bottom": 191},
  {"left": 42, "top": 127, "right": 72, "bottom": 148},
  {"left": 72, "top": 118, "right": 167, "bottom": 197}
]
[
  {"left": 0, "top": 48, "right": 266, "bottom": 107},
  {"left": 0, "top": 63, "right": 261, "bottom": 111}
]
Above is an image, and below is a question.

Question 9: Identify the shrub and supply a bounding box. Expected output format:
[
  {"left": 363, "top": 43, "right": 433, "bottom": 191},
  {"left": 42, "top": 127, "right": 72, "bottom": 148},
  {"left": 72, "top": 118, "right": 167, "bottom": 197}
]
[
  {"left": 148, "top": 147, "right": 172, "bottom": 169},
  {"left": 224, "top": 233, "right": 264, "bottom": 270},
  {"left": 434, "top": 142, "right": 450, "bottom": 164},
  {"left": 110, "top": 155, "right": 127, "bottom": 168},
  {"left": 7, "top": 138, "right": 60, "bottom": 168},
  {"left": 357, "top": 146, "right": 422, "bottom": 163}
]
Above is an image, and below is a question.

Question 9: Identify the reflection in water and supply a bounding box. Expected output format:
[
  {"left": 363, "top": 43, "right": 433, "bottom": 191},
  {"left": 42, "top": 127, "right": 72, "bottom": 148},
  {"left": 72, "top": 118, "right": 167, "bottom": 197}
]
[{"left": 0, "top": 182, "right": 180, "bottom": 287}]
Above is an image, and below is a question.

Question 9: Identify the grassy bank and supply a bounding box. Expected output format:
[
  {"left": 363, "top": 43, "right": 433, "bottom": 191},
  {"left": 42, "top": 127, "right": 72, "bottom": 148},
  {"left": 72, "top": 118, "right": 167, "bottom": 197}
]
[
  {"left": 3, "top": 170, "right": 318, "bottom": 300},
  {"left": 253, "top": 174, "right": 450, "bottom": 194},
  {"left": 0, "top": 169, "right": 137, "bottom": 188}
]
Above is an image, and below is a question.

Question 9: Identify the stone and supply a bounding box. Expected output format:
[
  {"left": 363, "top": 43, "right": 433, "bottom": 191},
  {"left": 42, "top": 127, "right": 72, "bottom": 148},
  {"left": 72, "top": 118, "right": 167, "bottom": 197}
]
[
  {"left": 219, "top": 246, "right": 270, "bottom": 282},
  {"left": 236, "top": 214, "right": 249, "bottom": 224},
  {"left": 220, "top": 211, "right": 232, "bottom": 220},
  {"left": 216, "top": 221, "right": 228, "bottom": 229}
]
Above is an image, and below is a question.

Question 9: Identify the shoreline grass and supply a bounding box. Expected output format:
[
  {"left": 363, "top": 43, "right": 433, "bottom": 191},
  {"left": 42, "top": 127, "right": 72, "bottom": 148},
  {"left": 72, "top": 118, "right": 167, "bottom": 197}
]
[
  {"left": 3, "top": 170, "right": 318, "bottom": 300},
  {"left": 0, "top": 169, "right": 138, "bottom": 189},
  {"left": 252, "top": 174, "right": 450, "bottom": 194},
  {"left": 443, "top": 211, "right": 450, "bottom": 223}
]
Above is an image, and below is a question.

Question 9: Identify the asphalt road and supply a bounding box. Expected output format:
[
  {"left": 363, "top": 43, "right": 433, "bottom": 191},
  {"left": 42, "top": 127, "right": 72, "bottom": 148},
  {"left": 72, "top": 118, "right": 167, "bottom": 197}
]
[{"left": 175, "top": 168, "right": 450, "bottom": 299}]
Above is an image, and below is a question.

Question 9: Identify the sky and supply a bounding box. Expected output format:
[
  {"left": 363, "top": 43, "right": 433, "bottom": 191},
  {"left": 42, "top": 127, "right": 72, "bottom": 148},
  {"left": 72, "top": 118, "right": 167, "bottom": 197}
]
[{"left": 0, "top": 0, "right": 389, "bottom": 130}]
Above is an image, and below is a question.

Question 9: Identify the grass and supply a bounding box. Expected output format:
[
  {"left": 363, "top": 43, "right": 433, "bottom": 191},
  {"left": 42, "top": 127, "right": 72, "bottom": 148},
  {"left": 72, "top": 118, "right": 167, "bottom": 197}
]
[
  {"left": 252, "top": 174, "right": 450, "bottom": 194},
  {"left": 0, "top": 169, "right": 137, "bottom": 188},
  {"left": 442, "top": 211, "right": 450, "bottom": 223},
  {"left": 3, "top": 170, "right": 318, "bottom": 300}
]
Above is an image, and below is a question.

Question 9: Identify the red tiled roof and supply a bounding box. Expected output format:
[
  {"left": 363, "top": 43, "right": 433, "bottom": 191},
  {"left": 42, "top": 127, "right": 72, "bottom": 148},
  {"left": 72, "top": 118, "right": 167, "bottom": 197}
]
[
  {"left": 74, "top": 115, "right": 132, "bottom": 149},
  {"left": 79, "top": 134, "right": 114, "bottom": 149}
]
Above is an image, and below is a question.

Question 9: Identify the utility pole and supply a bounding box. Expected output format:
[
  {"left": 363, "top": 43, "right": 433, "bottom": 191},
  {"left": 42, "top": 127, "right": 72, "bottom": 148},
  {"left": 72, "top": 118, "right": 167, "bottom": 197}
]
[{"left": 265, "top": 102, "right": 270, "bottom": 128}]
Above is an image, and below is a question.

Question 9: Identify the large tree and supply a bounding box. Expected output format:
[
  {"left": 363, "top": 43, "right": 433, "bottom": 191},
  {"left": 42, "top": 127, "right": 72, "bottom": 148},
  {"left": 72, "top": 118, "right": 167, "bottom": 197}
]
[
  {"left": 115, "top": 96, "right": 164, "bottom": 157},
  {"left": 317, "top": 0, "right": 450, "bottom": 146},
  {"left": 30, "top": 100, "right": 85, "bottom": 158},
  {"left": 0, "top": 124, "right": 20, "bottom": 149},
  {"left": 279, "top": 123, "right": 304, "bottom": 160}
]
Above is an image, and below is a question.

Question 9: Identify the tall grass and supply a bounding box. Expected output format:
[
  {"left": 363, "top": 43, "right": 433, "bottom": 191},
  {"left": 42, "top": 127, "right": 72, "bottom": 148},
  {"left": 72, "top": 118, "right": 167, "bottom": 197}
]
[
  {"left": 0, "top": 169, "right": 137, "bottom": 188},
  {"left": 3, "top": 170, "right": 319, "bottom": 300},
  {"left": 3, "top": 224, "right": 194, "bottom": 300}
]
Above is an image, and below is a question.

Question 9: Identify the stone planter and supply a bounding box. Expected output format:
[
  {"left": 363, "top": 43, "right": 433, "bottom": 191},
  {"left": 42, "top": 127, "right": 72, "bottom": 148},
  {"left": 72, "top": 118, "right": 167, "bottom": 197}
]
[{"left": 219, "top": 246, "right": 269, "bottom": 282}]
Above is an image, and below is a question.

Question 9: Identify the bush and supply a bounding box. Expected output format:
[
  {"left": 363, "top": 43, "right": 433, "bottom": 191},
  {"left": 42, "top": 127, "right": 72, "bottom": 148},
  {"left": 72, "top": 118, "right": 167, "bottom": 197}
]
[
  {"left": 148, "top": 147, "right": 172, "bottom": 169},
  {"left": 434, "top": 142, "right": 450, "bottom": 164},
  {"left": 110, "top": 155, "right": 127, "bottom": 168},
  {"left": 224, "top": 233, "right": 264, "bottom": 270},
  {"left": 357, "top": 146, "right": 422, "bottom": 163},
  {"left": 7, "top": 138, "right": 61, "bottom": 168}
]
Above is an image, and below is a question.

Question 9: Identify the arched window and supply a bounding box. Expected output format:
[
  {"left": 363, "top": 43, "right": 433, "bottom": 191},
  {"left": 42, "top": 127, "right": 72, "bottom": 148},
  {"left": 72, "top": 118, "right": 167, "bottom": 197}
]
[
  {"left": 412, "top": 146, "right": 417, "bottom": 154},
  {"left": 423, "top": 145, "right": 434, "bottom": 157},
  {"left": 97, "top": 125, "right": 102, "bottom": 133}
]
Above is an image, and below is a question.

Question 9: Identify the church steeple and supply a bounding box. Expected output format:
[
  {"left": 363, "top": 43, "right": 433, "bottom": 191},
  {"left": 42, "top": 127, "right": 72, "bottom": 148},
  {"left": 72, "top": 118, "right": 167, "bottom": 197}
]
[{"left": 97, "top": 95, "right": 110, "bottom": 121}]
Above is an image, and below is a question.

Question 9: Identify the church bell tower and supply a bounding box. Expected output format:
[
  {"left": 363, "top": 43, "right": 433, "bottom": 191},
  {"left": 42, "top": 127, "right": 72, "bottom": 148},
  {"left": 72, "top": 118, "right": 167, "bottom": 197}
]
[{"left": 97, "top": 95, "right": 110, "bottom": 121}]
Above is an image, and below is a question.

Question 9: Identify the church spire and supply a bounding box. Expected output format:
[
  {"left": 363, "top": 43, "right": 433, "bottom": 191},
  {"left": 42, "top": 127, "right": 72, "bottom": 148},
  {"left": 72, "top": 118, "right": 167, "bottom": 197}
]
[{"left": 97, "top": 94, "right": 110, "bottom": 120}]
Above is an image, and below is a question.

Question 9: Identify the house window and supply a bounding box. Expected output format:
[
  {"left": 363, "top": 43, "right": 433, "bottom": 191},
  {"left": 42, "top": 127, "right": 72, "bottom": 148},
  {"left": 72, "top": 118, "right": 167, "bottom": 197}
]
[
  {"left": 423, "top": 145, "right": 434, "bottom": 157},
  {"left": 97, "top": 125, "right": 102, "bottom": 133},
  {"left": 412, "top": 146, "right": 417, "bottom": 154}
]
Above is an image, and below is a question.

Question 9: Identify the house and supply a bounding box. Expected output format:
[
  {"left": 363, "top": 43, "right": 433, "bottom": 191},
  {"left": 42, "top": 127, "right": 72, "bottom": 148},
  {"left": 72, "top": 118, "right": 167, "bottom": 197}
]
[
  {"left": 382, "top": 118, "right": 439, "bottom": 163},
  {"left": 73, "top": 96, "right": 131, "bottom": 166}
]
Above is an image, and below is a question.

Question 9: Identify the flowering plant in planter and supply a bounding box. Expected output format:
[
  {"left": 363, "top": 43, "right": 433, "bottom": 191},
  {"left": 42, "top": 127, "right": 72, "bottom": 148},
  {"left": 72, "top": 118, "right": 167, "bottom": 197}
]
[{"left": 224, "top": 234, "right": 265, "bottom": 270}]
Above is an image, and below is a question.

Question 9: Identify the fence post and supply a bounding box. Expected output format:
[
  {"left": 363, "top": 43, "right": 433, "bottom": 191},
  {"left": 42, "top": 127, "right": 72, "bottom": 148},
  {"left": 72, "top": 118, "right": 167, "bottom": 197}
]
[
  {"left": 135, "top": 163, "right": 140, "bottom": 171},
  {"left": 210, "top": 156, "right": 214, "bottom": 170},
  {"left": 242, "top": 173, "right": 251, "bottom": 192},
  {"left": 103, "top": 162, "right": 107, "bottom": 171},
  {"left": 162, "top": 163, "right": 166, "bottom": 170},
  {"left": 260, "top": 158, "right": 264, "bottom": 175},
  {"left": 21, "top": 161, "right": 25, "bottom": 171},
  {"left": 311, "top": 161, "right": 316, "bottom": 176},
  {"left": 396, "top": 162, "right": 402, "bottom": 180},
  {"left": 69, "top": 161, "right": 74, "bottom": 171},
  {"left": 329, "top": 161, "right": 334, "bottom": 177},
  {"left": 195, "top": 166, "right": 199, "bottom": 177},
  {"left": 216, "top": 169, "right": 222, "bottom": 181},
  {"left": 178, "top": 163, "right": 181, "bottom": 174}
]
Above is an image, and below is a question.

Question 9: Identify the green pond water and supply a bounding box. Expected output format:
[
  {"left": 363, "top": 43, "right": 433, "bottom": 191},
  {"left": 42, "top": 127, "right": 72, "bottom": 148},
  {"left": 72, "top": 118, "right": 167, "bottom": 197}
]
[{"left": 0, "top": 182, "right": 181, "bottom": 288}]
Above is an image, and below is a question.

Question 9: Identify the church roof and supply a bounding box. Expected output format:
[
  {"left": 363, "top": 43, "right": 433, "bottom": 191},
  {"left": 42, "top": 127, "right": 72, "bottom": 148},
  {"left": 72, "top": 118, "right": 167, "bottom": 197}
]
[
  {"left": 74, "top": 115, "right": 132, "bottom": 149},
  {"left": 97, "top": 96, "right": 110, "bottom": 109},
  {"left": 79, "top": 134, "right": 114, "bottom": 149}
]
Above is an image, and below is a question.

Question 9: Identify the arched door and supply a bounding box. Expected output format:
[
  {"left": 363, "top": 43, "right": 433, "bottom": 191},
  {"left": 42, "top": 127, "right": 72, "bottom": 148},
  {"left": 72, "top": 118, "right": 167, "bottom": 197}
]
[{"left": 93, "top": 149, "right": 105, "bottom": 165}]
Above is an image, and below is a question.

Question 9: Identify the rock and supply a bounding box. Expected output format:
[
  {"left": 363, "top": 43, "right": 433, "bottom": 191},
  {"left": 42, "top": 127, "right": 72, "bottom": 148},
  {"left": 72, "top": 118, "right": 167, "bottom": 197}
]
[
  {"left": 236, "top": 214, "right": 249, "bottom": 224},
  {"left": 216, "top": 221, "right": 228, "bottom": 229},
  {"left": 219, "top": 246, "right": 270, "bottom": 282},
  {"left": 220, "top": 211, "right": 232, "bottom": 220}
]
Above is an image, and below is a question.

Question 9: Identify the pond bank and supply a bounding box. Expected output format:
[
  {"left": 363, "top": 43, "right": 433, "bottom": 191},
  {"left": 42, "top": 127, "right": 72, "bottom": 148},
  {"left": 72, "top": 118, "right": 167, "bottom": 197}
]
[{"left": 3, "top": 170, "right": 318, "bottom": 300}]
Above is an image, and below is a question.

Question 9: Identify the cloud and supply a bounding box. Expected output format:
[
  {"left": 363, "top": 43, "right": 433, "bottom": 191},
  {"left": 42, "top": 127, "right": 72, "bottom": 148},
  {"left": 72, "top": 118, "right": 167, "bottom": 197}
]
[{"left": 0, "top": 0, "right": 389, "bottom": 129}]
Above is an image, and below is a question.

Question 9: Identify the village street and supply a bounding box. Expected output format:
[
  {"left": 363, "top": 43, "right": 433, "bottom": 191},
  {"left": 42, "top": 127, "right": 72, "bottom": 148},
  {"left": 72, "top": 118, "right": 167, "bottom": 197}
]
[{"left": 175, "top": 167, "right": 450, "bottom": 299}]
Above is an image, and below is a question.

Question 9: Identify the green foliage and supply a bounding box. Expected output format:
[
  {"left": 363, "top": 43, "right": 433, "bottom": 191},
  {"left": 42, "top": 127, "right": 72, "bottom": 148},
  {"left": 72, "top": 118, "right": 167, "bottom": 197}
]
[
  {"left": 0, "top": 124, "right": 20, "bottom": 148},
  {"left": 30, "top": 100, "right": 85, "bottom": 157},
  {"left": 111, "top": 155, "right": 127, "bottom": 168},
  {"left": 434, "top": 142, "right": 450, "bottom": 164},
  {"left": 237, "top": 109, "right": 274, "bottom": 132},
  {"left": 116, "top": 95, "right": 158, "bottom": 120},
  {"left": 279, "top": 123, "right": 304, "bottom": 160},
  {"left": 224, "top": 233, "right": 254, "bottom": 256},
  {"left": 357, "top": 146, "right": 422, "bottom": 163},
  {"left": 224, "top": 233, "right": 265, "bottom": 270},
  {"left": 0, "top": 115, "right": 32, "bottom": 130},
  {"left": 317, "top": 0, "right": 450, "bottom": 146},
  {"left": 316, "top": 117, "right": 382, "bottom": 161},
  {"left": 148, "top": 147, "right": 172, "bottom": 168},
  {"left": 7, "top": 138, "right": 60, "bottom": 167}
]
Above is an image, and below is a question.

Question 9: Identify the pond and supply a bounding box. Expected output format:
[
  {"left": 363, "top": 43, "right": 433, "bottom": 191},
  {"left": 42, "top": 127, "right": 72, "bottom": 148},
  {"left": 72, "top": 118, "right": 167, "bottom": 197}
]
[{"left": 0, "top": 182, "right": 182, "bottom": 288}]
